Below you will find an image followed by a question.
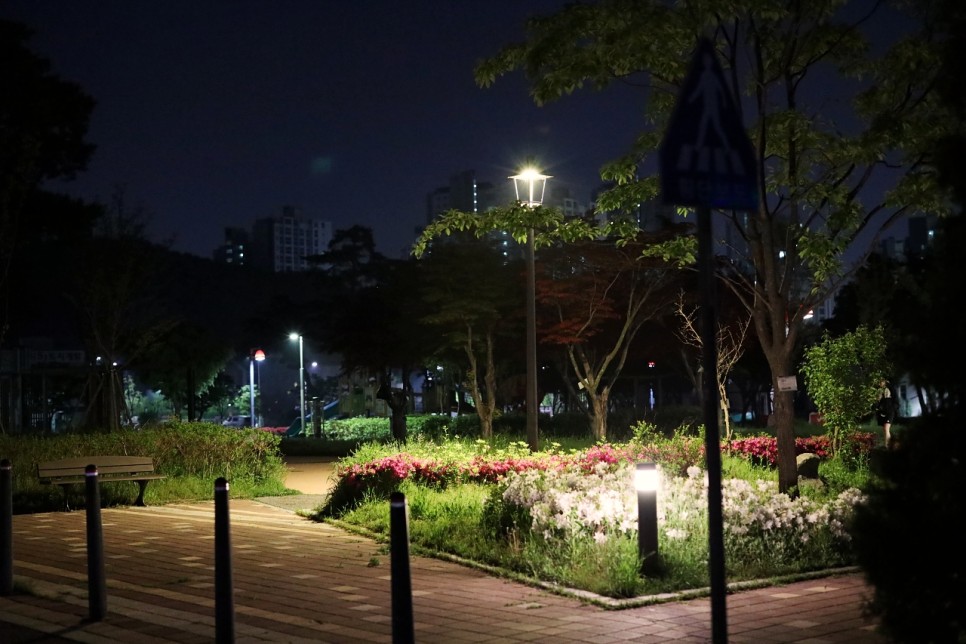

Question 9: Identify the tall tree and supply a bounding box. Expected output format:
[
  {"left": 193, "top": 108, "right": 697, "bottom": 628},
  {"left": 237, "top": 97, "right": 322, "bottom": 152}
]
[
  {"left": 673, "top": 290, "right": 752, "bottom": 442},
  {"left": 68, "top": 237, "right": 177, "bottom": 430},
  {"left": 418, "top": 239, "right": 523, "bottom": 438},
  {"left": 313, "top": 228, "right": 431, "bottom": 441},
  {"left": 537, "top": 233, "right": 683, "bottom": 440},
  {"left": 474, "top": 0, "right": 960, "bottom": 492},
  {"left": 0, "top": 20, "right": 96, "bottom": 346},
  {"left": 848, "top": 2, "right": 966, "bottom": 640}
]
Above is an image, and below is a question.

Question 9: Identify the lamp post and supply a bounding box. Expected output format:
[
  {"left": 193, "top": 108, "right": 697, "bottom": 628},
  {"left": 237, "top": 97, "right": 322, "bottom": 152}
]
[
  {"left": 255, "top": 352, "right": 264, "bottom": 424},
  {"left": 509, "top": 167, "right": 550, "bottom": 453},
  {"left": 635, "top": 462, "right": 660, "bottom": 575},
  {"left": 288, "top": 333, "right": 305, "bottom": 437},
  {"left": 249, "top": 349, "right": 265, "bottom": 427}
]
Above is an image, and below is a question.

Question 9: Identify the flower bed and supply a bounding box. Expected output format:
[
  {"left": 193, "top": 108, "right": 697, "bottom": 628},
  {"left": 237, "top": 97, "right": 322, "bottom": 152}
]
[{"left": 723, "top": 433, "right": 875, "bottom": 465}]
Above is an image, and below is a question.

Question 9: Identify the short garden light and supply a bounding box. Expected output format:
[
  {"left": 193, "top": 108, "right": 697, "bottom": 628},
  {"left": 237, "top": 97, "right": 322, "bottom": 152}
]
[{"left": 635, "top": 462, "right": 660, "bottom": 575}]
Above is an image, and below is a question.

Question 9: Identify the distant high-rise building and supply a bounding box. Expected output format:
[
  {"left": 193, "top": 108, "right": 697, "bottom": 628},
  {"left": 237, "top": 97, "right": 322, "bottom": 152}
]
[
  {"left": 425, "top": 169, "right": 588, "bottom": 261},
  {"left": 426, "top": 186, "right": 451, "bottom": 224},
  {"left": 213, "top": 227, "right": 250, "bottom": 265},
  {"left": 905, "top": 214, "right": 936, "bottom": 260},
  {"left": 545, "top": 184, "right": 584, "bottom": 218},
  {"left": 248, "top": 206, "right": 333, "bottom": 272},
  {"left": 426, "top": 170, "right": 503, "bottom": 224}
]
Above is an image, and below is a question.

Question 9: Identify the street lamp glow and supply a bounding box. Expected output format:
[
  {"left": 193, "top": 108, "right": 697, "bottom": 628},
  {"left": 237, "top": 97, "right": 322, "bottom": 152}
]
[
  {"left": 249, "top": 348, "right": 265, "bottom": 427},
  {"left": 288, "top": 333, "right": 306, "bottom": 437},
  {"left": 510, "top": 168, "right": 550, "bottom": 207},
  {"left": 509, "top": 166, "right": 550, "bottom": 453}
]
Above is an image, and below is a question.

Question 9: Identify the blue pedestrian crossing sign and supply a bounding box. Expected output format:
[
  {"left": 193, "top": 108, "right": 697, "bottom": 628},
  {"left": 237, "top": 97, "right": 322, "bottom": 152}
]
[{"left": 659, "top": 38, "right": 758, "bottom": 211}]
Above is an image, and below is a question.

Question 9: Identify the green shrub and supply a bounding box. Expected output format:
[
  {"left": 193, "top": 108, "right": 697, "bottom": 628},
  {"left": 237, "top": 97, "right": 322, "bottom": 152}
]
[
  {"left": 851, "top": 411, "right": 966, "bottom": 643},
  {"left": 0, "top": 422, "right": 288, "bottom": 513},
  {"left": 817, "top": 454, "right": 873, "bottom": 495},
  {"left": 324, "top": 417, "right": 392, "bottom": 442}
]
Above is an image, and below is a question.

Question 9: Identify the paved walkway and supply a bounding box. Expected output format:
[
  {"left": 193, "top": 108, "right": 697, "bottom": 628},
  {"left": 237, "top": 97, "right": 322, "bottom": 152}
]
[{"left": 0, "top": 458, "right": 889, "bottom": 643}]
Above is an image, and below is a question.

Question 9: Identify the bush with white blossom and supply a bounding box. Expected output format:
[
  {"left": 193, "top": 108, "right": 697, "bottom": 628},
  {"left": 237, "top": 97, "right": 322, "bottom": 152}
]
[{"left": 491, "top": 461, "right": 866, "bottom": 573}]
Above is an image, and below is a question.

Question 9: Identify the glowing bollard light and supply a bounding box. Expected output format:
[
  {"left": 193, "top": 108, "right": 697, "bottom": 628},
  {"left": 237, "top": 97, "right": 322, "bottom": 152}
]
[{"left": 635, "top": 462, "right": 660, "bottom": 576}]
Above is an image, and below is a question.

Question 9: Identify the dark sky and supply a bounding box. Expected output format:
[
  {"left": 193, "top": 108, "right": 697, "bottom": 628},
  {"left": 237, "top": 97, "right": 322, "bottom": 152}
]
[{"left": 2, "top": 1, "right": 646, "bottom": 259}]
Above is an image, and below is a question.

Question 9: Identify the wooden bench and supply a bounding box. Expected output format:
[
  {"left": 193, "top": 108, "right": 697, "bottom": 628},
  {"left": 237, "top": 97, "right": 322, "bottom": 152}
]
[{"left": 37, "top": 456, "right": 166, "bottom": 511}]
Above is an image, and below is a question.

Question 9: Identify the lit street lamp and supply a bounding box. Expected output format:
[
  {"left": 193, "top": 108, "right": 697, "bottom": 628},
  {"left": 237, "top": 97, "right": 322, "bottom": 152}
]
[
  {"left": 249, "top": 349, "right": 265, "bottom": 427},
  {"left": 288, "top": 333, "right": 305, "bottom": 437},
  {"left": 510, "top": 167, "right": 550, "bottom": 453}
]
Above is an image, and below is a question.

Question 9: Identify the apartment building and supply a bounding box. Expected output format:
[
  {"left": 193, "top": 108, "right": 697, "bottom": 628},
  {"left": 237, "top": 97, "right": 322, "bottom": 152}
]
[{"left": 215, "top": 206, "right": 333, "bottom": 272}]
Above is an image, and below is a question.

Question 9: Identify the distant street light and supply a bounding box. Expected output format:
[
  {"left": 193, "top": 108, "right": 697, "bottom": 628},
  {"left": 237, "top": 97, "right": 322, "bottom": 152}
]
[
  {"left": 255, "top": 351, "right": 265, "bottom": 423},
  {"left": 509, "top": 166, "right": 550, "bottom": 453},
  {"left": 249, "top": 349, "right": 265, "bottom": 427},
  {"left": 288, "top": 333, "right": 305, "bottom": 437}
]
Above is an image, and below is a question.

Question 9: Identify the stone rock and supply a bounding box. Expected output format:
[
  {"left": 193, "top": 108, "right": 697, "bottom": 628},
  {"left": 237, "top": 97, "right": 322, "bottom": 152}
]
[{"left": 796, "top": 452, "right": 821, "bottom": 479}]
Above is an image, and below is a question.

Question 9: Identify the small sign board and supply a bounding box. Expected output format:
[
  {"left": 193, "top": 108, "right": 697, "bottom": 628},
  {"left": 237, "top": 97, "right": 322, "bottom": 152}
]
[
  {"left": 659, "top": 38, "right": 757, "bottom": 210},
  {"left": 777, "top": 376, "right": 798, "bottom": 392},
  {"left": 26, "top": 350, "right": 87, "bottom": 368}
]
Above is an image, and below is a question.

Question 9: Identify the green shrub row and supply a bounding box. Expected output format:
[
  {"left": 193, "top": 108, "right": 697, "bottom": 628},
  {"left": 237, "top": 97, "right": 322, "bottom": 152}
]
[
  {"left": 0, "top": 421, "right": 288, "bottom": 513},
  {"left": 319, "top": 407, "right": 708, "bottom": 443}
]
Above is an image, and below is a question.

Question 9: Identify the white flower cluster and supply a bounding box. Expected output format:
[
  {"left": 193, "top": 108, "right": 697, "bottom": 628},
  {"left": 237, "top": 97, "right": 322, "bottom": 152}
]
[
  {"left": 500, "top": 462, "right": 639, "bottom": 543},
  {"left": 718, "top": 479, "right": 866, "bottom": 543},
  {"left": 496, "top": 463, "right": 867, "bottom": 548}
]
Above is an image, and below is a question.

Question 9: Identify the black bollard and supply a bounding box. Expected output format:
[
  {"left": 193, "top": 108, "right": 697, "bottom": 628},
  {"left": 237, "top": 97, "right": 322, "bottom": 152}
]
[
  {"left": 85, "top": 464, "right": 107, "bottom": 621},
  {"left": 1, "top": 459, "right": 12, "bottom": 595},
  {"left": 214, "top": 477, "right": 234, "bottom": 643},
  {"left": 389, "top": 492, "right": 415, "bottom": 644}
]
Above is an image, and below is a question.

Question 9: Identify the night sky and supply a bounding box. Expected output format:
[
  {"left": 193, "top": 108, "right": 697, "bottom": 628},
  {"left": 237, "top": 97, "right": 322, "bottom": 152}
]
[{"left": 2, "top": 1, "right": 646, "bottom": 259}]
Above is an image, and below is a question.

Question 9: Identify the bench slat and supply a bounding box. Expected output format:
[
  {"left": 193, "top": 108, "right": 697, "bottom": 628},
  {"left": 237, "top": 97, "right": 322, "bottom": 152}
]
[
  {"left": 36, "top": 455, "right": 165, "bottom": 510},
  {"left": 37, "top": 456, "right": 156, "bottom": 477}
]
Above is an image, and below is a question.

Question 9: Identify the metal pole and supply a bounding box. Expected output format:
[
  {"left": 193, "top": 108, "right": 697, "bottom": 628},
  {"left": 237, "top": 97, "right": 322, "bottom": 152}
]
[
  {"left": 214, "top": 477, "right": 235, "bottom": 643},
  {"left": 526, "top": 226, "right": 539, "bottom": 452},
  {"left": 0, "top": 459, "right": 12, "bottom": 596},
  {"left": 298, "top": 335, "right": 306, "bottom": 437},
  {"left": 698, "top": 206, "right": 728, "bottom": 642},
  {"left": 85, "top": 464, "right": 107, "bottom": 621},
  {"left": 249, "top": 354, "right": 256, "bottom": 428},
  {"left": 256, "top": 360, "right": 262, "bottom": 426},
  {"left": 390, "top": 492, "right": 415, "bottom": 644},
  {"left": 311, "top": 397, "right": 321, "bottom": 439}
]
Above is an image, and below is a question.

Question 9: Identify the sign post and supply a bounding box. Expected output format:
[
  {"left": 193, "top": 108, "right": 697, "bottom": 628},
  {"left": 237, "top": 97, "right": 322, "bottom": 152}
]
[
  {"left": 659, "top": 37, "right": 759, "bottom": 644},
  {"left": 659, "top": 38, "right": 757, "bottom": 210}
]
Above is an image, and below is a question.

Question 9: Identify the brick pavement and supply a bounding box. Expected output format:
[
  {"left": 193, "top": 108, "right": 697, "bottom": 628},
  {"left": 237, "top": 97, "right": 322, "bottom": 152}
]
[{"left": 0, "top": 497, "right": 889, "bottom": 643}]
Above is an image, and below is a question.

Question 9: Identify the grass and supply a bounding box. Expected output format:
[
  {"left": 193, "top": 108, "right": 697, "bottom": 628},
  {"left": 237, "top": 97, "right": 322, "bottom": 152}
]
[
  {"left": 1, "top": 413, "right": 881, "bottom": 603},
  {"left": 313, "top": 430, "right": 876, "bottom": 602}
]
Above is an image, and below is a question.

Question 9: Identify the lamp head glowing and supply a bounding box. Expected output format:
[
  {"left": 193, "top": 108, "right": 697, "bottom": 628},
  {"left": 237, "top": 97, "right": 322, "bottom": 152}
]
[
  {"left": 509, "top": 167, "right": 551, "bottom": 207},
  {"left": 635, "top": 462, "right": 659, "bottom": 492}
]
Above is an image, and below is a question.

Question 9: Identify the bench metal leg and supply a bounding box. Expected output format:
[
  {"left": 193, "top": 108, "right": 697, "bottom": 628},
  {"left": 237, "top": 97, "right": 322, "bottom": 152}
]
[
  {"left": 134, "top": 481, "right": 148, "bottom": 506},
  {"left": 58, "top": 484, "right": 72, "bottom": 512}
]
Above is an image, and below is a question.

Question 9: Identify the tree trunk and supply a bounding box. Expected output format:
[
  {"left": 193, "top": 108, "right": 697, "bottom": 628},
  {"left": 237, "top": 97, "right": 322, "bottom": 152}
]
[
  {"left": 464, "top": 331, "right": 498, "bottom": 439},
  {"left": 377, "top": 377, "right": 408, "bottom": 443},
  {"left": 589, "top": 388, "right": 609, "bottom": 442},
  {"left": 772, "top": 388, "right": 797, "bottom": 492},
  {"left": 755, "top": 311, "right": 800, "bottom": 494},
  {"left": 388, "top": 391, "right": 408, "bottom": 442}
]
